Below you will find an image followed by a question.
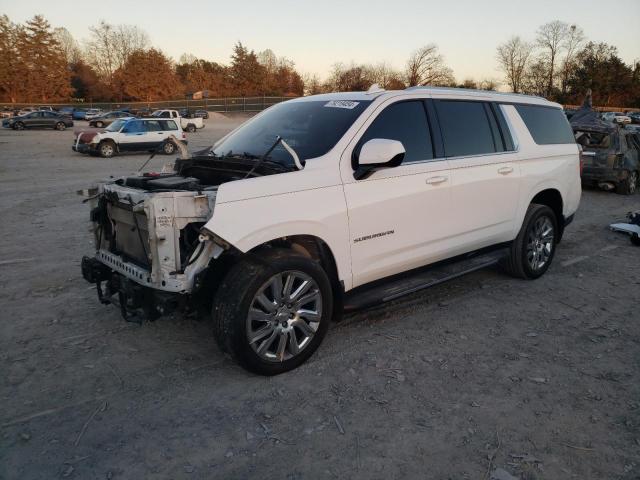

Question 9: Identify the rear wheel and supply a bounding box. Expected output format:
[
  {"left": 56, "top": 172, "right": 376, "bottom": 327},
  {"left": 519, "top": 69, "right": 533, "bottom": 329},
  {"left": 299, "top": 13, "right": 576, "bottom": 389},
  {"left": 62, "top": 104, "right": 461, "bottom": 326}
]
[
  {"left": 186, "top": 124, "right": 196, "bottom": 133},
  {"left": 212, "top": 250, "right": 333, "bottom": 375},
  {"left": 616, "top": 170, "right": 637, "bottom": 195},
  {"left": 98, "top": 141, "right": 115, "bottom": 158},
  {"left": 502, "top": 204, "right": 558, "bottom": 279},
  {"left": 55, "top": 122, "right": 66, "bottom": 131},
  {"left": 162, "top": 141, "right": 176, "bottom": 155},
  {"left": 95, "top": 121, "right": 104, "bottom": 128}
]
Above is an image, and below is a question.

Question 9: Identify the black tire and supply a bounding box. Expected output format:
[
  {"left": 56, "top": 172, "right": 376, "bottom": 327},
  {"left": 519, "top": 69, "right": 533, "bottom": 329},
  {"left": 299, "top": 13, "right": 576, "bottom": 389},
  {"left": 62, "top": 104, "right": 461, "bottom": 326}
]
[
  {"left": 631, "top": 233, "right": 640, "bottom": 246},
  {"left": 186, "top": 124, "right": 196, "bottom": 133},
  {"left": 162, "top": 141, "right": 176, "bottom": 155},
  {"left": 95, "top": 121, "right": 104, "bottom": 128},
  {"left": 98, "top": 140, "right": 116, "bottom": 158},
  {"left": 212, "top": 249, "right": 333, "bottom": 375},
  {"left": 55, "top": 122, "right": 66, "bottom": 131},
  {"left": 616, "top": 170, "right": 637, "bottom": 195},
  {"left": 14, "top": 122, "right": 24, "bottom": 130},
  {"left": 502, "top": 203, "right": 558, "bottom": 280}
]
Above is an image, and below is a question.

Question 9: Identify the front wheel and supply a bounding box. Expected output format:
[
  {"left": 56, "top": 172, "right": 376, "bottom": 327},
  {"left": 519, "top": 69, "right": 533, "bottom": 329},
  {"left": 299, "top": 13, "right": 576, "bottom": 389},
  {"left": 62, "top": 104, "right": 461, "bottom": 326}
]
[
  {"left": 55, "top": 122, "right": 66, "bottom": 131},
  {"left": 13, "top": 122, "right": 24, "bottom": 130},
  {"left": 502, "top": 204, "right": 558, "bottom": 279},
  {"left": 616, "top": 170, "right": 637, "bottom": 195},
  {"left": 212, "top": 250, "right": 333, "bottom": 375},
  {"left": 98, "top": 141, "right": 115, "bottom": 158},
  {"left": 95, "top": 121, "right": 103, "bottom": 128}
]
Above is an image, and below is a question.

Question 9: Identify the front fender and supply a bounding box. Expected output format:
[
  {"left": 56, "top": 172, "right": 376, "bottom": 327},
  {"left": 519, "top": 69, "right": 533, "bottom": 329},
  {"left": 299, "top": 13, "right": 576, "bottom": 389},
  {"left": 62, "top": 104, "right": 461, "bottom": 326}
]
[{"left": 203, "top": 185, "right": 353, "bottom": 290}]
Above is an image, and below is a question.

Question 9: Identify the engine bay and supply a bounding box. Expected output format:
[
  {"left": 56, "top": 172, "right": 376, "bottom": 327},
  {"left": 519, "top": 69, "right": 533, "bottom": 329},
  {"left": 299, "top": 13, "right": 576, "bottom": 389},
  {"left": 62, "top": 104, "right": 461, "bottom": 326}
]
[{"left": 115, "top": 154, "right": 291, "bottom": 192}]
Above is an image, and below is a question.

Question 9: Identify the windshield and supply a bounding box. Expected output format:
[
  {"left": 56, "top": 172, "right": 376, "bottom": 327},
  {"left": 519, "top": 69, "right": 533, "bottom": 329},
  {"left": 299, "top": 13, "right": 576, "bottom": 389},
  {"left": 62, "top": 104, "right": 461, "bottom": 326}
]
[
  {"left": 106, "top": 119, "right": 127, "bottom": 132},
  {"left": 212, "top": 99, "right": 371, "bottom": 167}
]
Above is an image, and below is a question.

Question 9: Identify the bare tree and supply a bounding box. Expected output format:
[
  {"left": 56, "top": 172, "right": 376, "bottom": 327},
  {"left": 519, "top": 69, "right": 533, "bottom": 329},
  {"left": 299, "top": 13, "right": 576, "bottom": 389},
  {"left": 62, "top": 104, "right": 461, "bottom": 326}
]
[
  {"left": 84, "top": 21, "right": 149, "bottom": 85},
  {"left": 405, "top": 44, "right": 454, "bottom": 86},
  {"left": 536, "top": 20, "right": 569, "bottom": 97},
  {"left": 478, "top": 78, "right": 500, "bottom": 91},
  {"left": 522, "top": 57, "right": 550, "bottom": 97},
  {"left": 369, "top": 62, "right": 405, "bottom": 89},
  {"left": 496, "top": 36, "right": 532, "bottom": 93},
  {"left": 559, "top": 24, "right": 585, "bottom": 95},
  {"left": 54, "top": 27, "right": 81, "bottom": 64},
  {"left": 178, "top": 53, "right": 197, "bottom": 65},
  {"left": 302, "top": 73, "right": 323, "bottom": 95}
]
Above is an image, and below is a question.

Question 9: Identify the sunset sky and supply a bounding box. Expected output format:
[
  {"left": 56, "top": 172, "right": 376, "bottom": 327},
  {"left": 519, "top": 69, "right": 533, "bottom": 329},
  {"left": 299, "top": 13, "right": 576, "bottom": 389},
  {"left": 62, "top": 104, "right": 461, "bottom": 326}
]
[{"left": 3, "top": 0, "right": 639, "bottom": 82}]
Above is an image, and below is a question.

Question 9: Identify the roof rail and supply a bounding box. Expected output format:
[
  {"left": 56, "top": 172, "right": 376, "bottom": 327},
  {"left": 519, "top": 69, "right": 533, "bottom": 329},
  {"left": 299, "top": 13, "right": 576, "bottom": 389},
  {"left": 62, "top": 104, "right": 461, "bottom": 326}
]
[{"left": 404, "top": 85, "right": 546, "bottom": 100}]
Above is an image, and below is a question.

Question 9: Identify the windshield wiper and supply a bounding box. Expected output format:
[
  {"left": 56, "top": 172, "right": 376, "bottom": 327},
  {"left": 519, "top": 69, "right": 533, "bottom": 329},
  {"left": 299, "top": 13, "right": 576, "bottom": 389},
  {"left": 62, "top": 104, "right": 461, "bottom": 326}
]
[{"left": 242, "top": 136, "right": 304, "bottom": 179}]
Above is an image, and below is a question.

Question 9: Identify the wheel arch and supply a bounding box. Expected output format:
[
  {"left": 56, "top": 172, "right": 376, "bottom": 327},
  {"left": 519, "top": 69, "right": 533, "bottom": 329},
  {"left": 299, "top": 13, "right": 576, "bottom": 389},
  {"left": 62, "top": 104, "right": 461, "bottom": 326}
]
[
  {"left": 528, "top": 188, "right": 565, "bottom": 241},
  {"left": 196, "top": 233, "right": 345, "bottom": 321}
]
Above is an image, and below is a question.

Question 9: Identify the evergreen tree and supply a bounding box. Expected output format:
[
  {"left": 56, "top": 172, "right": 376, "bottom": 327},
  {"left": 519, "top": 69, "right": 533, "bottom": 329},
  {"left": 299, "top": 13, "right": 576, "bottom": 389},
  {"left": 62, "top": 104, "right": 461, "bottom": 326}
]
[{"left": 20, "top": 15, "right": 72, "bottom": 102}]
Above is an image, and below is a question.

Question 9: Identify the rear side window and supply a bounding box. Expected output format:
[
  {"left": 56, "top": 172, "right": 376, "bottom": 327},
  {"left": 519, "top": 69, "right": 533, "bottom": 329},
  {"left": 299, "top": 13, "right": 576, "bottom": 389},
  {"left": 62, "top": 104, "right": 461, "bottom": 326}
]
[
  {"left": 434, "top": 100, "right": 497, "bottom": 157},
  {"left": 515, "top": 105, "right": 575, "bottom": 145},
  {"left": 160, "top": 120, "right": 178, "bottom": 131},
  {"left": 357, "top": 101, "right": 433, "bottom": 164},
  {"left": 144, "top": 120, "right": 163, "bottom": 132}
]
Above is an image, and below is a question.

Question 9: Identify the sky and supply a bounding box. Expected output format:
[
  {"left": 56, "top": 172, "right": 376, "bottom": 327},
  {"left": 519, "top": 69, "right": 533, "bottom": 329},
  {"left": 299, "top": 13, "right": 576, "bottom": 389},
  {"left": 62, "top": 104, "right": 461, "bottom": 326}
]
[{"left": 2, "top": 0, "right": 639, "bottom": 83}]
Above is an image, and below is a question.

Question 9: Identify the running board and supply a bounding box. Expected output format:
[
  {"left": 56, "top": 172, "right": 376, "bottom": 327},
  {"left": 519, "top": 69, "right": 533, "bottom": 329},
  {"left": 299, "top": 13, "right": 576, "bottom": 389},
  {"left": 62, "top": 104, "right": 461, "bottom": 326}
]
[{"left": 343, "top": 247, "right": 509, "bottom": 312}]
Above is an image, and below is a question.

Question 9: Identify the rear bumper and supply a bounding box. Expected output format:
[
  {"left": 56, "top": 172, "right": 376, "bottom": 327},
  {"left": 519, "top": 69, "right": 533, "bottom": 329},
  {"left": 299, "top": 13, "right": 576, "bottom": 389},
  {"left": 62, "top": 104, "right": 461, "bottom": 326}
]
[{"left": 581, "top": 166, "right": 628, "bottom": 185}]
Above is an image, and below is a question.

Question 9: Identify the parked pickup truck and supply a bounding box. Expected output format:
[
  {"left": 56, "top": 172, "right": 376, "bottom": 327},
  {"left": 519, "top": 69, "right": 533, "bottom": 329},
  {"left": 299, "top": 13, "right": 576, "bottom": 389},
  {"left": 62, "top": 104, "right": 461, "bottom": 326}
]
[
  {"left": 81, "top": 86, "right": 581, "bottom": 375},
  {"left": 151, "top": 109, "right": 203, "bottom": 133}
]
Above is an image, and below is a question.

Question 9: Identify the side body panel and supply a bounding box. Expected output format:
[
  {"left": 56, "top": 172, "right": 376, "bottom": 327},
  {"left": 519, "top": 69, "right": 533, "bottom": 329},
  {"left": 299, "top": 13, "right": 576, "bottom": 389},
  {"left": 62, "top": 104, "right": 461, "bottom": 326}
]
[
  {"left": 503, "top": 104, "right": 581, "bottom": 234},
  {"left": 203, "top": 160, "right": 354, "bottom": 290}
]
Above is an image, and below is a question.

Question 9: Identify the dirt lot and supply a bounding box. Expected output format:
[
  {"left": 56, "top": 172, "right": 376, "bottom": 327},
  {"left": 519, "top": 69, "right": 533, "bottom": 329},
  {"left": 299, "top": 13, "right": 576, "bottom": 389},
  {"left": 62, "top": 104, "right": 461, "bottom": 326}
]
[{"left": 1, "top": 116, "right": 639, "bottom": 480}]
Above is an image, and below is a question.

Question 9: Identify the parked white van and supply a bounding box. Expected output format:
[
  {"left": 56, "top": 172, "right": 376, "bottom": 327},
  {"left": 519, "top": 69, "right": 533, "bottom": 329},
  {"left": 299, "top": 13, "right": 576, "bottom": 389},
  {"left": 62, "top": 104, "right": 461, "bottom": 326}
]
[{"left": 81, "top": 86, "right": 581, "bottom": 374}]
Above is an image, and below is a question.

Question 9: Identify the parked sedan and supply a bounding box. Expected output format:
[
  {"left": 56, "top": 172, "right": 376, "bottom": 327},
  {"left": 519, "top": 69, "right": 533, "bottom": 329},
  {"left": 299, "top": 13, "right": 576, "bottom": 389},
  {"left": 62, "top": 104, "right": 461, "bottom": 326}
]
[
  {"left": 602, "top": 111, "right": 632, "bottom": 124},
  {"left": 2, "top": 111, "right": 74, "bottom": 130},
  {"left": 194, "top": 109, "right": 209, "bottom": 119},
  {"left": 84, "top": 109, "right": 104, "bottom": 121},
  {"left": 88, "top": 111, "right": 131, "bottom": 128},
  {"left": 73, "top": 109, "right": 88, "bottom": 120},
  {"left": 628, "top": 112, "right": 640, "bottom": 125}
]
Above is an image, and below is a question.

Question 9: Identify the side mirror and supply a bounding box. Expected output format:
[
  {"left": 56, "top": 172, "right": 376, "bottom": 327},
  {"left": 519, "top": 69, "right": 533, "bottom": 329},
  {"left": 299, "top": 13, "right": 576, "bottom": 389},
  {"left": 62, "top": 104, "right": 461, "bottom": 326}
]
[{"left": 354, "top": 138, "right": 405, "bottom": 180}]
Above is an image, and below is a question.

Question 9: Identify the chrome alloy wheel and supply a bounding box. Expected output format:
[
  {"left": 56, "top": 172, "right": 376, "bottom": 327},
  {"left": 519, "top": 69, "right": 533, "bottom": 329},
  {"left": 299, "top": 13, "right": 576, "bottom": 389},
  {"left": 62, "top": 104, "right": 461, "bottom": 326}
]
[
  {"left": 526, "top": 216, "right": 555, "bottom": 272},
  {"left": 246, "top": 270, "right": 322, "bottom": 362}
]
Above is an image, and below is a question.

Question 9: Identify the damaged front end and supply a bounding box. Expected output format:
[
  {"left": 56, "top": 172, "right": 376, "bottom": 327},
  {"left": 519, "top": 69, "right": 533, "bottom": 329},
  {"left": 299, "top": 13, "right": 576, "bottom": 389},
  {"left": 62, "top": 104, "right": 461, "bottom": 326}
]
[
  {"left": 81, "top": 151, "right": 291, "bottom": 321},
  {"left": 81, "top": 178, "right": 225, "bottom": 321}
]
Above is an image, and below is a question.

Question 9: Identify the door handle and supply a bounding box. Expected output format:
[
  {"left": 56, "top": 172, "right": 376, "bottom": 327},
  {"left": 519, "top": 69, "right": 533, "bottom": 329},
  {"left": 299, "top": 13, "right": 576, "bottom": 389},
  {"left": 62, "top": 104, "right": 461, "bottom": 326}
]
[
  {"left": 498, "top": 166, "right": 514, "bottom": 175},
  {"left": 425, "top": 176, "right": 448, "bottom": 185}
]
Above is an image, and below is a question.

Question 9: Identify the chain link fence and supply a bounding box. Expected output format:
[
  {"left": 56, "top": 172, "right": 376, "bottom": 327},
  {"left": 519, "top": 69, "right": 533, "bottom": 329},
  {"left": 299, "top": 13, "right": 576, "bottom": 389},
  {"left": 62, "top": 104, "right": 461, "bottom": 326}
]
[{"left": 2, "top": 96, "right": 297, "bottom": 113}]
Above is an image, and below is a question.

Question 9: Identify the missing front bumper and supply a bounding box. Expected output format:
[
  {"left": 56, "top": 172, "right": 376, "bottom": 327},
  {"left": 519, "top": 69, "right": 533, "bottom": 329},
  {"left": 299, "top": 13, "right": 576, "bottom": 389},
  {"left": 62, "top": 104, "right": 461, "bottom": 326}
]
[{"left": 81, "top": 255, "right": 181, "bottom": 322}]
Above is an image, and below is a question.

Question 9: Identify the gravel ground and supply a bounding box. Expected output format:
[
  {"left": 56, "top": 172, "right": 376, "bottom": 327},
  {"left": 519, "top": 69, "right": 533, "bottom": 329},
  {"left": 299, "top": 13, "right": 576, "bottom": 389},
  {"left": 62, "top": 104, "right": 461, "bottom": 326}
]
[{"left": 1, "top": 117, "right": 639, "bottom": 480}]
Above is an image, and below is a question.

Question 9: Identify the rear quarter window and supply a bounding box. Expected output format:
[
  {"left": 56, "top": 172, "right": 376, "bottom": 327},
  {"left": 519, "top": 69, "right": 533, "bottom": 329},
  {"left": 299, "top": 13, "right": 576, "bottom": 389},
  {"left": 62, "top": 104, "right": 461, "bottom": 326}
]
[
  {"left": 162, "top": 120, "right": 178, "bottom": 131},
  {"left": 515, "top": 104, "right": 575, "bottom": 145}
]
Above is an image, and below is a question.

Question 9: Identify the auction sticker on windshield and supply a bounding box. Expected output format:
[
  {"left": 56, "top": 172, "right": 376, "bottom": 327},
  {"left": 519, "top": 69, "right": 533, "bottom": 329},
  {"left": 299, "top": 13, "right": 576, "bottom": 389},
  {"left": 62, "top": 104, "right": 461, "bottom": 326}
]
[{"left": 324, "top": 100, "right": 360, "bottom": 109}]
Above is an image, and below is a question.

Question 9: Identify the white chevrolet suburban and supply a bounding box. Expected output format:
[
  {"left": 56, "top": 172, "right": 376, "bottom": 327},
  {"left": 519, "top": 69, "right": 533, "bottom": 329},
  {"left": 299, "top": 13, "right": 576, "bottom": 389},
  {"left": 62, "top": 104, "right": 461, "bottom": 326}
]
[{"left": 81, "top": 86, "right": 581, "bottom": 375}]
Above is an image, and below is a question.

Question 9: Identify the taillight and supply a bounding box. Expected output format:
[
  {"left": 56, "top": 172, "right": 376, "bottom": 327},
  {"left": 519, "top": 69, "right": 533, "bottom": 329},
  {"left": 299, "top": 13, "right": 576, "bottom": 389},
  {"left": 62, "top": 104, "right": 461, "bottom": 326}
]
[{"left": 182, "top": 132, "right": 186, "bottom": 139}]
